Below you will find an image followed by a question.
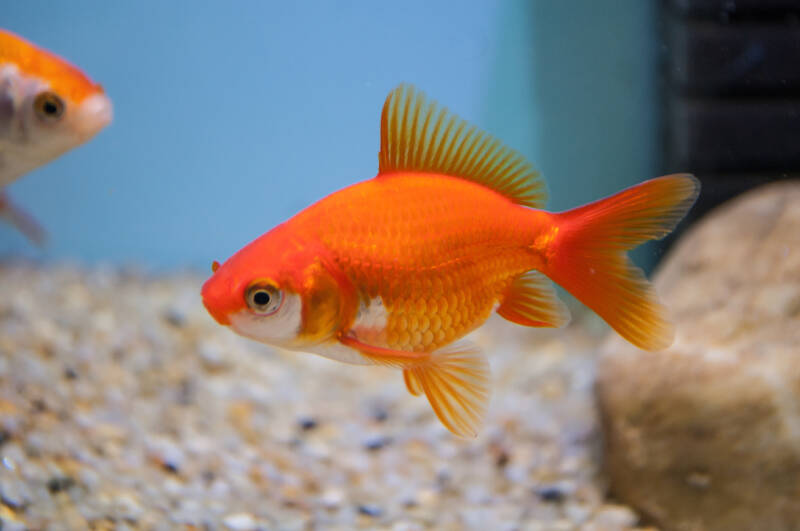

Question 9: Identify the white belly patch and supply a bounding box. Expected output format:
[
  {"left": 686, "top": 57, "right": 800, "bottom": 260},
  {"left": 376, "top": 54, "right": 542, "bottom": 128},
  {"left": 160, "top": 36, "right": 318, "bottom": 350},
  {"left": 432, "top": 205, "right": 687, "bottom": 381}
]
[
  {"left": 351, "top": 296, "right": 388, "bottom": 345},
  {"left": 229, "top": 295, "right": 389, "bottom": 366},
  {"left": 297, "top": 341, "right": 372, "bottom": 365},
  {"left": 295, "top": 296, "right": 389, "bottom": 365}
]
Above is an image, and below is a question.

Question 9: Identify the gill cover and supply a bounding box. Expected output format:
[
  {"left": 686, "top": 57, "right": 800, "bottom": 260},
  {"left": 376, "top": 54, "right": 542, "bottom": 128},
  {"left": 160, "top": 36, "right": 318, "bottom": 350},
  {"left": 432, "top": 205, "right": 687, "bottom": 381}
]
[{"left": 296, "top": 257, "right": 356, "bottom": 345}]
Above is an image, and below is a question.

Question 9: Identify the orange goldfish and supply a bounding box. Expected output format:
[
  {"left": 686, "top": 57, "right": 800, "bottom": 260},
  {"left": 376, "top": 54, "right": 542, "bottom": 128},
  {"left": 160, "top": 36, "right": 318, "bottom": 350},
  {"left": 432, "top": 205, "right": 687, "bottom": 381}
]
[
  {"left": 0, "top": 29, "right": 112, "bottom": 244},
  {"left": 202, "top": 84, "right": 699, "bottom": 437}
]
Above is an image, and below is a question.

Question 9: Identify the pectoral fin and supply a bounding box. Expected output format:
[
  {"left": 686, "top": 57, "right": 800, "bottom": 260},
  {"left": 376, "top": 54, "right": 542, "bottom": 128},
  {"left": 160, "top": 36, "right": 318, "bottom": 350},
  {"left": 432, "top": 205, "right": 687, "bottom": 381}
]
[
  {"left": 339, "top": 334, "right": 490, "bottom": 437},
  {"left": 0, "top": 191, "right": 46, "bottom": 246},
  {"left": 338, "top": 334, "right": 428, "bottom": 367}
]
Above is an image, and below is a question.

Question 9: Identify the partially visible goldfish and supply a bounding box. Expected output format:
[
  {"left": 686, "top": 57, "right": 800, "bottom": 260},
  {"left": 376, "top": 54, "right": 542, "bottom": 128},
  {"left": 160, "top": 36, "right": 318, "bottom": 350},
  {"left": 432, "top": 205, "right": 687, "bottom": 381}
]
[
  {"left": 202, "top": 84, "right": 699, "bottom": 437},
  {"left": 0, "top": 29, "right": 112, "bottom": 244}
]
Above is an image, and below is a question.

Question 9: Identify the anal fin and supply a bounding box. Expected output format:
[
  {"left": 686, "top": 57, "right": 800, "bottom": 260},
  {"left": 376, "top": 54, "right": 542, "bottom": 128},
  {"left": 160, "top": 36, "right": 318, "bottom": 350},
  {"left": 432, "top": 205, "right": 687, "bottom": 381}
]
[
  {"left": 403, "top": 369, "right": 423, "bottom": 396},
  {"left": 406, "top": 342, "right": 490, "bottom": 438},
  {"left": 497, "top": 270, "right": 570, "bottom": 328},
  {"left": 339, "top": 334, "right": 490, "bottom": 437}
]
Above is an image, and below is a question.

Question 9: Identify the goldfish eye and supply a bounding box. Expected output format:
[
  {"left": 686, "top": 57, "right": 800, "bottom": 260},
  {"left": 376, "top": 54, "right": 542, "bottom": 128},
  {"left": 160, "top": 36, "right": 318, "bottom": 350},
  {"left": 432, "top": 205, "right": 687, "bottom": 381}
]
[
  {"left": 211, "top": 260, "right": 220, "bottom": 273},
  {"left": 33, "top": 91, "right": 65, "bottom": 122},
  {"left": 245, "top": 284, "right": 282, "bottom": 315}
]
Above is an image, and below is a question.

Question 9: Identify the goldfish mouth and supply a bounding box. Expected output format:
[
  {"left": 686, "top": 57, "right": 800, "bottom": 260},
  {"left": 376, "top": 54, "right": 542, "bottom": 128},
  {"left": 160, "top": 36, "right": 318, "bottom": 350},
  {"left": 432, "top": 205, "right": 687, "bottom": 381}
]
[
  {"left": 201, "top": 276, "right": 233, "bottom": 326},
  {"left": 76, "top": 93, "right": 113, "bottom": 140},
  {"left": 202, "top": 295, "right": 232, "bottom": 326}
]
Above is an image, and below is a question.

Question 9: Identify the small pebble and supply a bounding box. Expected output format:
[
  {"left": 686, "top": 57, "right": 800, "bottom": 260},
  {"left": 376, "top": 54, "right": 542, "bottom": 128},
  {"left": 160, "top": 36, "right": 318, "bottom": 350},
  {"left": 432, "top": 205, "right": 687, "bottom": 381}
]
[
  {"left": 113, "top": 494, "right": 144, "bottom": 521},
  {"left": 358, "top": 504, "right": 383, "bottom": 518},
  {"left": 591, "top": 504, "right": 638, "bottom": 528},
  {"left": 686, "top": 471, "right": 711, "bottom": 489},
  {"left": 320, "top": 488, "right": 345, "bottom": 509},
  {"left": 162, "top": 308, "right": 186, "bottom": 328},
  {"left": 46, "top": 476, "right": 75, "bottom": 494},
  {"left": 416, "top": 488, "right": 439, "bottom": 507},
  {"left": 495, "top": 450, "right": 510, "bottom": 468},
  {"left": 363, "top": 435, "right": 391, "bottom": 451},
  {"left": 563, "top": 502, "right": 591, "bottom": 524},
  {"left": 147, "top": 438, "right": 185, "bottom": 475},
  {"left": 177, "top": 377, "right": 194, "bottom": 406},
  {"left": 371, "top": 406, "right": 389, "bottom": 423},
  {"left": 536, "top": 486, "right": 566, "bottom": 503},
  {"left": 198, "top": 341, "right": 229, "bottom": 372},
  {"left": 392, "top": 522, "right": 423, "bottom": 531},
  {"left": 222, "top": 512, "right": 257, "bottom": 530},
  {"left": 297, "top": 416, "right": 318, "bottom": 431},
  {"left": 0, "top": 478, "right": 30, "bottom": 509}
]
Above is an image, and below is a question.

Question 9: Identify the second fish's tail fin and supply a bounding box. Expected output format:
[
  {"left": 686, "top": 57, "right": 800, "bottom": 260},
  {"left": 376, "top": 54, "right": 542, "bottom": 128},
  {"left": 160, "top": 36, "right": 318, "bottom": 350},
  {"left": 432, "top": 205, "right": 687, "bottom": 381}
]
[{"left": 545, "top": 174, "right": 700, "bottom": 350}]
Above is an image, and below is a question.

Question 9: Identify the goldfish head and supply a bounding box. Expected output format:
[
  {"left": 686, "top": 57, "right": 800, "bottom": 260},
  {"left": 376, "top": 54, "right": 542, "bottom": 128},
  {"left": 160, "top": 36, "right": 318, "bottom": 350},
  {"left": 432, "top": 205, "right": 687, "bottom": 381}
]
[
  {"left": 201, "top": 224, "right": 352, "bottom": 349},
  {"left": 0, "top": 30, "right": 112, "bottom": 184}
]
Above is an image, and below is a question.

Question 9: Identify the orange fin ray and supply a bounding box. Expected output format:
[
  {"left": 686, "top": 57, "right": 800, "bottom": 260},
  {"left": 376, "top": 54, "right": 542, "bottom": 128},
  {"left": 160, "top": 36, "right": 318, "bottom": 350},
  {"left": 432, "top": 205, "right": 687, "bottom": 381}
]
[
  {"left": 559, "top": 173, "right": 700, "bottom": 250},
  {"left": 340, "top": 334, "right": 490, "bottom": 437},
  {"left": 0, "top": 191, "right": 47, "bottom": 246},
  {"left": 378, "top": 84, "right": 547, "bottom": 208},
  {"left": 403, "top": 369, "right": 423, "bottom": 396},
  {"left": 405, "top": 342, "right": 490, "bottom": 438},
  {"left": 497, "top": 270, "right": 571, "bottom": 328},
  {"left": 548, "top": 174, "right": 700, "bottom": 350}
]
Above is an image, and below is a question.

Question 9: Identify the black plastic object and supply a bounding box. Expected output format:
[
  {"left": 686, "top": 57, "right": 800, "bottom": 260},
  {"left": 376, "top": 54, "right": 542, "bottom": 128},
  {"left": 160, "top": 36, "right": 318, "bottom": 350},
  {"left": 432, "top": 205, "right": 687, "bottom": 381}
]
[{"left": 660, "top": 0, "right": 800, "bottom": 246}]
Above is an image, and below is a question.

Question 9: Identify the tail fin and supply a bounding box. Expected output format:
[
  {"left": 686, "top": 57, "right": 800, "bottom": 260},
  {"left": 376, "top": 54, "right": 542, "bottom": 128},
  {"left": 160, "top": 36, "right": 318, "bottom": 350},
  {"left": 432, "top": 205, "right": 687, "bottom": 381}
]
[{"left": 544, "top": 174, "right": 700, "bottom": 350}]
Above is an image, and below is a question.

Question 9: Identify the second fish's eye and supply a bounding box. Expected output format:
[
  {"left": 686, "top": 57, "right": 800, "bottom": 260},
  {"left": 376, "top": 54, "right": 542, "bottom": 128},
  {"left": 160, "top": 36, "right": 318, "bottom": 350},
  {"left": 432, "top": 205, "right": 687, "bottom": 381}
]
[
  {"left": 34, "top": 91, "right": 65, "bottom": 121},
  {"left": 246, "top": 284, "right": 282, "bottom": 315}
]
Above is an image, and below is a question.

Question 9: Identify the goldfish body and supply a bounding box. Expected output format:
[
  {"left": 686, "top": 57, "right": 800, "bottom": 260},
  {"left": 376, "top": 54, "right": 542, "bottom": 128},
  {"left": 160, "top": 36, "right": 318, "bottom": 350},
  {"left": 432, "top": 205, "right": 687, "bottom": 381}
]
[
  {"left": 202, "top": 85, "right": 699, "bottom": 437},
  {"left": 0, "top": 29, "right": 112, "bottom": 244}
]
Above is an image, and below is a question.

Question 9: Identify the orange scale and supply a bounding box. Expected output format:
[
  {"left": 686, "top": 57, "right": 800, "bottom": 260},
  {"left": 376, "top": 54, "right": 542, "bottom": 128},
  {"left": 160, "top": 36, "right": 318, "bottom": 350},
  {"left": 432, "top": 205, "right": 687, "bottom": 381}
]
[
  {"left": 429, "top": 314, "right": 442, "bottom": 333},
  {"left": 418, "top": 315, "right": 430, "bottom": 333},
  {"left": 411, "top": 330, "right": 423, "bottom": 347},
  {"left": 423, "top": 330, "right": 434, "bottom": 346},
  {"left": 442, "top": 313, "right": 453, "bottom": 329},
  {"left": 399, "top": 331, "right": 411, "bottom": 348}
]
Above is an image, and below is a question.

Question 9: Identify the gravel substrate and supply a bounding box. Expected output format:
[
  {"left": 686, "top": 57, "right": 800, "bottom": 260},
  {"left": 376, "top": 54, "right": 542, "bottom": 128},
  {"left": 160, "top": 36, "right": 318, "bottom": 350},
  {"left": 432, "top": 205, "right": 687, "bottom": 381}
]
[{"left": 0, "top": 262, "right": 649, "bottom": 530}]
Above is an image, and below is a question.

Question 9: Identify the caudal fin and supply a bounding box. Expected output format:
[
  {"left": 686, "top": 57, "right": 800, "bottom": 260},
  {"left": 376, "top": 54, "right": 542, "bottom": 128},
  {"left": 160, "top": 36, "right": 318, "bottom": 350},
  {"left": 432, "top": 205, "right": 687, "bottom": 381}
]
[{"left": 545, "top": 174, "right": 700, "bottom": 350}]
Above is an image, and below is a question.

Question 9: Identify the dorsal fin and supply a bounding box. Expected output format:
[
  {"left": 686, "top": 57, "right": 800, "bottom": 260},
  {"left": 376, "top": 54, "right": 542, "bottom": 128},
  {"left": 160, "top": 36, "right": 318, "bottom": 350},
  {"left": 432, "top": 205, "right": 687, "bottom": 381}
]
[{"left": 378, "top": 84, "right": 547, "bottom": 208}]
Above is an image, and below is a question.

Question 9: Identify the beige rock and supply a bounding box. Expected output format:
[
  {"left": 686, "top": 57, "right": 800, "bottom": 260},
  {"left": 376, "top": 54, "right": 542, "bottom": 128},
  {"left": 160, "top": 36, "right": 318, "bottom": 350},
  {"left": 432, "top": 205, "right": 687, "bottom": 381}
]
[{"left": 597, "top": 181, "right": 800, "bottom": 531}]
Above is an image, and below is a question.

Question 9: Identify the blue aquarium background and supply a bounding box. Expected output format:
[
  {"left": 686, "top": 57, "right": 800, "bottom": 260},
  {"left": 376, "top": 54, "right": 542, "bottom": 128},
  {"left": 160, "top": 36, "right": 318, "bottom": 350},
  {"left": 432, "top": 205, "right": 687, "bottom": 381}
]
[{"left": 2, "top": 0, "right": 657, "bottom": 270}]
